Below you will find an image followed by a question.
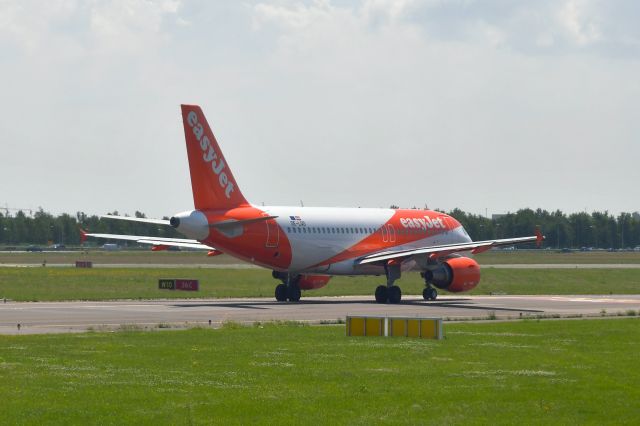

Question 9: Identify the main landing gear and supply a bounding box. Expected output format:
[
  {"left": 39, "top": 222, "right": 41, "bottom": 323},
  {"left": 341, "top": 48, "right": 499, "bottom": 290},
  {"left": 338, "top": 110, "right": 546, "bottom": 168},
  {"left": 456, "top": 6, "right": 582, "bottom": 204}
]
[
  {"left": 273, "top": 271, "right": 301, "bottom": 302},
  {"left": 375, "top": 285, "right": 402, "bottom": 304},
  {"left": 374, "top": 261, "right": 403, "bottom": 304}
]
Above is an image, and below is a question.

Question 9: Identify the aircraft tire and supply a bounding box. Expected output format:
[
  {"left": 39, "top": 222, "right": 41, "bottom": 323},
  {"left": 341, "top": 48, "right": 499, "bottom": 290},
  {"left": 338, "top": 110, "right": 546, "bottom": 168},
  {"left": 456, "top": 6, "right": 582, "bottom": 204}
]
[
  {"left": 287, "top": 285, "right": 301, "bottom": 302},
  {"left": 423, "top": 287, "right": 438, "bottom": 301},
  {"left": 388, "top": 285, "right": 402, "bottom": 304},
  {"left": 375, "top": 285, "right": 388, "bottom": 304},
  {"left": 429, "top": 288, "right": 438, "bottom": 300},
  {"left": 275, "top": 284, "right": 288, "bottom": 302}
]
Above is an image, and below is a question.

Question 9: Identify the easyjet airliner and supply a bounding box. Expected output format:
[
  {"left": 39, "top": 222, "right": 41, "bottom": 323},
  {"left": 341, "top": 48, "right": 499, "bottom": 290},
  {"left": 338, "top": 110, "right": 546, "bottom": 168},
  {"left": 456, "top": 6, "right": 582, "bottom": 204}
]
[{"left": 83, "top": 105, "right": 543, "bottom": 303}]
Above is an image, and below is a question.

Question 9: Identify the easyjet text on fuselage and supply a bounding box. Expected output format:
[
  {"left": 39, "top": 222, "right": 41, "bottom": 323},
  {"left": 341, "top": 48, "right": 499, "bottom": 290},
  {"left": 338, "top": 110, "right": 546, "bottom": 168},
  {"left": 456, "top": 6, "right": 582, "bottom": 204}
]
[{"left": 400, "top": 216, "right": 445, "bottom": 230}]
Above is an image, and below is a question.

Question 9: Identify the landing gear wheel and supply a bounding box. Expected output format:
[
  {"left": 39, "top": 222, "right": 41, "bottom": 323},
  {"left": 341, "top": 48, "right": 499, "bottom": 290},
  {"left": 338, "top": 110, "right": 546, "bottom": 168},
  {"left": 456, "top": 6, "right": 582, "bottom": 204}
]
[
  {"left": 287, "top": 285, "right": 301, "bottom": 302},
  {"left": 275, "top": 284, "right": 288, "bottom": 302},
  {"left": 375, "top": 285, "right": 388, "bottom": 304},
  {"left": 388, "top": 285, "right": 402, "bottom": 304},
  {"left": 423, "top": 287, "right": 438, "bottom": 301}
]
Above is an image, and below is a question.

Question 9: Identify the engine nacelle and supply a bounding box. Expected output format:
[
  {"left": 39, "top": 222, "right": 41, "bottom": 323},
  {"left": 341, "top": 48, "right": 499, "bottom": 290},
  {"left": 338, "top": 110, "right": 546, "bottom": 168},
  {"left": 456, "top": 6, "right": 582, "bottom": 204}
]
[
  {"left": 425, "top": 257, "right": 480, "bottom": 293},
  {"left": 169, "top": 210, "right": 209, "bottom": 240},
  {"left": 298, "top": 275, "right": 331, "bottom": 290},
  {"left": 271, "top": 272, "right": 332, "bottom": 290}
]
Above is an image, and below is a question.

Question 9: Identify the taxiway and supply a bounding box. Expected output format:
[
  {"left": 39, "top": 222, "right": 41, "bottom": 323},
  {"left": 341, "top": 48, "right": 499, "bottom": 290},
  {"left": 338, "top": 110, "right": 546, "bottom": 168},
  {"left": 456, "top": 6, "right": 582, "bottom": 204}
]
[{"left": 2, "top": 294, "right": 640, "bottom": 334}]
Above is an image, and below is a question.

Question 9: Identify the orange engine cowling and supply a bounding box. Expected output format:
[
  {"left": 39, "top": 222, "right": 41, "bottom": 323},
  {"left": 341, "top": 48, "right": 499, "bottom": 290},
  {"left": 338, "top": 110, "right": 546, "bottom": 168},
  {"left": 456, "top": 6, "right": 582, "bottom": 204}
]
[
  {"left": 297, "top": 275, "right": 331, "bottom": 290},
  {"left": 426, "top": 256, "right": 481, "bottom": 293}
]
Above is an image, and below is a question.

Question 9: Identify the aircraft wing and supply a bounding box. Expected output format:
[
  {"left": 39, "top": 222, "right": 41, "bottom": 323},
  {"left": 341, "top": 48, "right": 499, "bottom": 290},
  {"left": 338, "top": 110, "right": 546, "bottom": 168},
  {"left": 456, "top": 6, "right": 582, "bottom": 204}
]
[
  {"left": 358, "top": 231, "right": 544, "bottom": 265},
  {"left": 80, "top": 230, "right": 214, "bottom": 250}
]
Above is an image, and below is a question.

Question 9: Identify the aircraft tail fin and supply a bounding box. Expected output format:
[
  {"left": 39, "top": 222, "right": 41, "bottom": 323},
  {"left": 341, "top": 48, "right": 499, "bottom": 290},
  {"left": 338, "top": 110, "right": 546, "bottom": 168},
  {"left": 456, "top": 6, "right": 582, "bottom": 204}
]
[{"left": 180, "top": 104, "right": 249, "bottom": 210}]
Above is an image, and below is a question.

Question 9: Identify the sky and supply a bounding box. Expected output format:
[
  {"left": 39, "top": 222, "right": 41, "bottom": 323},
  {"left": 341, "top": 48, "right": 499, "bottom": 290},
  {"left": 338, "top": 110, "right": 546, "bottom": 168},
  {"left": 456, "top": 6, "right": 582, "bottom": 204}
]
[{"left": 1, "top": 0, "right": 639, "bottom": 218}]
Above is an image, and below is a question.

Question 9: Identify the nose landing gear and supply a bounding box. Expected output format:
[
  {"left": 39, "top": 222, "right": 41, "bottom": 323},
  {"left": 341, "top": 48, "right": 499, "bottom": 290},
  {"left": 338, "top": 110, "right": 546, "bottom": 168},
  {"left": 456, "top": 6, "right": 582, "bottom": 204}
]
[
  {"left": 421, "top": 271, "right": 438, "bottom": 301},
  {"left": 422, "top": 286, "right": 438, "bottom": 301}
]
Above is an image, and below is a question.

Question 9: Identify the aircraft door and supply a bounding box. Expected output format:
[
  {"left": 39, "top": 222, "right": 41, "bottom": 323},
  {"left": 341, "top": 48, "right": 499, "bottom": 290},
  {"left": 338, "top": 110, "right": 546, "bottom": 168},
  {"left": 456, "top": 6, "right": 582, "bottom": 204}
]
[
  {"left": 265, "top": 219, "right": 279, "bottom": 248},
  {"left": 387, "top": 224, "right": 396, "bottom": 242}
]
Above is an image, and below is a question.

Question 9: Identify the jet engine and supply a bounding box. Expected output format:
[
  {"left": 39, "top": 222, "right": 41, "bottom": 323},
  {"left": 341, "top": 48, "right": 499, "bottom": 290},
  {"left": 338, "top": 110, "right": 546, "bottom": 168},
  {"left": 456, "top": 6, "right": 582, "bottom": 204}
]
[
  {"left": 424, "top": 256, "right": 480, "bottom": 293},
  {"left": 297, "top": 275, "right": 331, "bottom": 290},
  {"left": 271, "top": 272, "right": 332, "bottom": 290},
  {"left": 169, "top": 210, "right": 209, "bottom": 240}
]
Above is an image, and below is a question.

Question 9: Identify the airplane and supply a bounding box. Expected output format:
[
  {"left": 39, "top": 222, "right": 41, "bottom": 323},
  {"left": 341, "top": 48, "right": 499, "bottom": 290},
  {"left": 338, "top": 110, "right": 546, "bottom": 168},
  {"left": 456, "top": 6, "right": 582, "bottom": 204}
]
[{"left": 83, "top": 104, "right": 544, "bottom": 303}]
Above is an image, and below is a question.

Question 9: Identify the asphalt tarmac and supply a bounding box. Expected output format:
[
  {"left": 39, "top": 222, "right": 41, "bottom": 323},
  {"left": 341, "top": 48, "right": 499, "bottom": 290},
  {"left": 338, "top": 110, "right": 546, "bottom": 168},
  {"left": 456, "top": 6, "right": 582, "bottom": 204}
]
[{"left": 2, "top": 294, "right": 640, "bottom": 334}]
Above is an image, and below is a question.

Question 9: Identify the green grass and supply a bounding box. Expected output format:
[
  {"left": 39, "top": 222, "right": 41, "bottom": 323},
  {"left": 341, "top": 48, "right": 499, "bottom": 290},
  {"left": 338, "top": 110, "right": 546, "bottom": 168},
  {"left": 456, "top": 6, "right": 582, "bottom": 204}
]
[
  {"left": 1, "top": 319, "right": 639, "bottom": 424},
  {"left": 2, "top": 249, "right": 640, "bottom": 266},
  {"left": 0, "top": 250, "right": 249, "bottom": 265},
  {"left": 2, "top": 267, "right": 640, "bottom": 301},
  {"left": 475, "top": 250, "right": 640, "bottom": 264}
]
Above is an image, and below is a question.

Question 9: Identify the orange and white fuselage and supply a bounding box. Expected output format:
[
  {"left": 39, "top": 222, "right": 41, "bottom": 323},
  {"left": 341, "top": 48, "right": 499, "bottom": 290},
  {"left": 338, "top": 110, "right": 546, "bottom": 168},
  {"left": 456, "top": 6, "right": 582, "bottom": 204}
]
[{"left": 172, "top": 205, "right": 471, "bottom": 275}]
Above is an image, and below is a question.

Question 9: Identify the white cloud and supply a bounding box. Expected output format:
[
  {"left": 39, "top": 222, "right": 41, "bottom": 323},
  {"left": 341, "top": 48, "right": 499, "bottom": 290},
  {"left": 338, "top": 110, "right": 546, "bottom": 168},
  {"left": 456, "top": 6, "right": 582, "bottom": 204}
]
[
  {"left": 558, "top": 0, "right": 601, "bottom": 46},
  {"left": 0, "top": 0, "right": 638, "bottom": 217}
]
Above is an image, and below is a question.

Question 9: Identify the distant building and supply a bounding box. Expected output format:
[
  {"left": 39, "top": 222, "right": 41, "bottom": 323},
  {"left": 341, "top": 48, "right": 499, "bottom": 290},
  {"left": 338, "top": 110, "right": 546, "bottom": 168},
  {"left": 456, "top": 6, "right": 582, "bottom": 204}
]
[{"left": 492, "top": 214, "right": 506, "bottom": 221}]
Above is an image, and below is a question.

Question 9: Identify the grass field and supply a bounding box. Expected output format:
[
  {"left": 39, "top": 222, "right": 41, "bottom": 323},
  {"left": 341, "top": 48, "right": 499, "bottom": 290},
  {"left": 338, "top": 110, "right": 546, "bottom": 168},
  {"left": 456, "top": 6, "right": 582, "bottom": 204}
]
[
  {"left": 476, "top": 250, "right": 640, "bottom": 264},
  {"left": 1, "top": 266, "right": 640, "bottom": 301},
  {"left": 2, "top": 249, "right": 640, "bottom": 266},
  {"left": 1, "top": 319, "right": 638, "bottom": 424}
]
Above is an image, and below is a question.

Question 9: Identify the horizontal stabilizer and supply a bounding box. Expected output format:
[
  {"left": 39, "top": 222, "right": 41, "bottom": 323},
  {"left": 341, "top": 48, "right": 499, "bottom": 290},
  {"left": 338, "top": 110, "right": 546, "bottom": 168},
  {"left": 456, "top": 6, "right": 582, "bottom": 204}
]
[
  {"left": 82, "top": 231, "right": 214, "bottom": 250},
  {"left": 100, "top": 215, "right": 171, "bottom": 226},
  {"left": 209, "top": 216, "right": 278, "bottom": 228}
]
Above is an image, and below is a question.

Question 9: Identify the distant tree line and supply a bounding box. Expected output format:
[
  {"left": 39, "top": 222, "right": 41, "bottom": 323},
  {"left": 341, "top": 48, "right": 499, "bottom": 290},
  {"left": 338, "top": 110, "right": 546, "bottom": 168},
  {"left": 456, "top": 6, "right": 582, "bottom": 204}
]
[
  {"left": 0, "top": 207, "right": 639, "bottom": 249},
  {"left": 0, "top": 209, "right": 181, "bottom": 246},
  {"left": 448, "top": 208, "right": 639, "bottom": 250}
]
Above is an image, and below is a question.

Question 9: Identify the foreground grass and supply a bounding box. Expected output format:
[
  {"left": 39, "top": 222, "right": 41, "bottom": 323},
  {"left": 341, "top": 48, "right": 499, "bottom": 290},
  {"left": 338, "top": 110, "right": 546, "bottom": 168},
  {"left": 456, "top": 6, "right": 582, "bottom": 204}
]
[
  {"left": 0, "top": 319, "right": 639, "bottom": 424},
  {"left": 1, "top": 267, "right": 640, "bottom": 301}
]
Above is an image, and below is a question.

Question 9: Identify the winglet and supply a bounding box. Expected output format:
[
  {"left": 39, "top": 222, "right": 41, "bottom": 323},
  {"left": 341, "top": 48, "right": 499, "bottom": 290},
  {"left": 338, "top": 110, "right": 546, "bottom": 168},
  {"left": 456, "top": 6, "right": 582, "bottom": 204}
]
[
  {"left": 535, "top": 227, "right": 545, "bottom": 247},
  {"left": 79, "top": 228, "right": 88, "bottom": 244}
]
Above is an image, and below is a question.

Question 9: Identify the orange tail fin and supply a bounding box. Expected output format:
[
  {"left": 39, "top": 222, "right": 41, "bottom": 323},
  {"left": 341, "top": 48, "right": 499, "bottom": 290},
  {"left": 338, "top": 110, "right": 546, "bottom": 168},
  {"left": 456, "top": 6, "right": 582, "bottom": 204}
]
[{"left": 181, "top": 104, "right": 249, "bottom": 210}]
